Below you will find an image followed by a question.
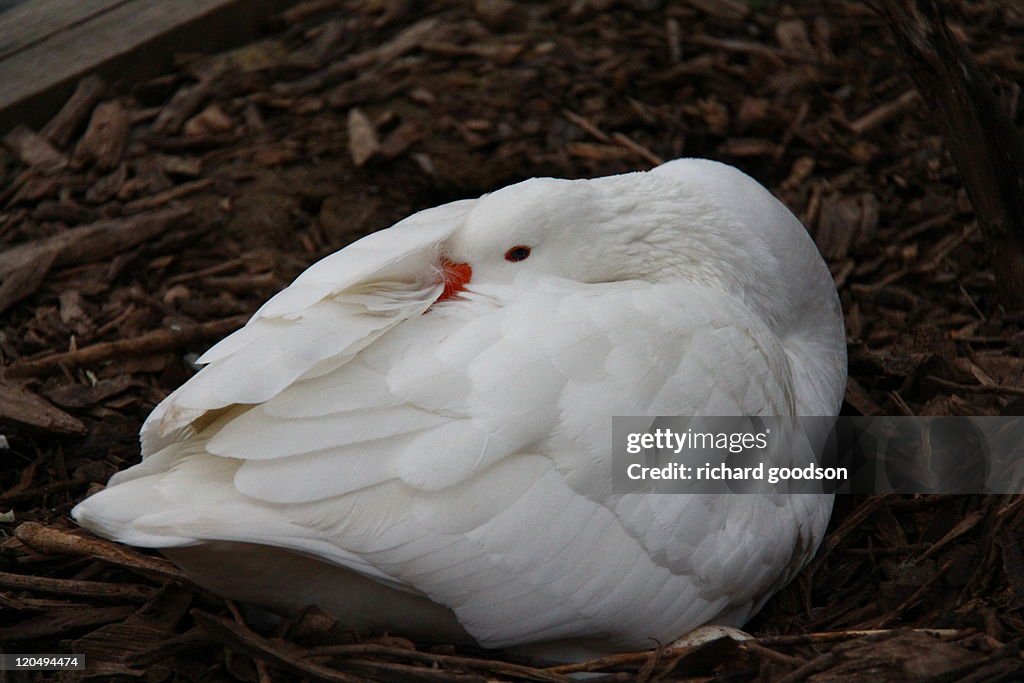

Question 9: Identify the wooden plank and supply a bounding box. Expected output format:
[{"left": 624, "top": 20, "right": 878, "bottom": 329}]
[
  {"left": 0, "top": 0, "right": 298, "bottom": 133},
  {"left": 0, "top": 0, "right": 128, "bottom": 60}
]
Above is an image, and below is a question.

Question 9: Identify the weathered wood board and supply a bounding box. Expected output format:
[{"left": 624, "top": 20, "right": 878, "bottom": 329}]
[{"left": 0, "top": 0, "right": 297, "bottom": 132}]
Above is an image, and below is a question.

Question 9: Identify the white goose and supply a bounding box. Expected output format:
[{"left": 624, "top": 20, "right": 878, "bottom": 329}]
[{"left": 73, "top": 158, "right": 846, "bottom": 660}]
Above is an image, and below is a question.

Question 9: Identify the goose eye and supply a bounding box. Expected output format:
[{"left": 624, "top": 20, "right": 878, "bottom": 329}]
[{"left": 504, "top": 245, "right": 531, "bottom": 262}]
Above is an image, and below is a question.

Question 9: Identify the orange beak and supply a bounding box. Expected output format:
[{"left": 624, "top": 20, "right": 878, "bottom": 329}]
[{"left": 438, "top": 258, "right": 472, "bottom": 302}]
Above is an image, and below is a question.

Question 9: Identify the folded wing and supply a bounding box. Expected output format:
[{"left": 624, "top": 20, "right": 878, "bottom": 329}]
[{"left": 139, "top": 199, "right": 476, "bottom": 456}]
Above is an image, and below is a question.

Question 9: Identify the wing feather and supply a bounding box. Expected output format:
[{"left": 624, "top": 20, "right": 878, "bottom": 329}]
[{"left": 140, "top": 199, "right": 475, "bottom": 455}]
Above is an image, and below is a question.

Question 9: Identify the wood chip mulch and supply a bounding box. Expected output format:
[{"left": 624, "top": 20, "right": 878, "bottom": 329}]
[{"left": 2, "top": 0, "right": 1024, "bottom": 680}]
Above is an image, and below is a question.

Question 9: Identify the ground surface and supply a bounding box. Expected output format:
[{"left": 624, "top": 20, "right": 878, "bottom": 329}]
[{"left": 1, "top": 0, "right": 1024, "bottom": 680}]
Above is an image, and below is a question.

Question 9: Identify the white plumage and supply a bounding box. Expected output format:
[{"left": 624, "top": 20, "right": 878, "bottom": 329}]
[{"left": 73, "top": 159, "right": 846, "bottom": 659}]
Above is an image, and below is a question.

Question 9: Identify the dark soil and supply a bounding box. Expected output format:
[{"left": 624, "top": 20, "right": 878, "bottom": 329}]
[{"left": 2, "top": 0, "right": 1024, "bottom": 680}]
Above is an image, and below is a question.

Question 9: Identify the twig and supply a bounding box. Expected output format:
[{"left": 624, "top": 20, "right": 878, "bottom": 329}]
[
  {"left": 562, "top": 111, "right": 664, "bottom": 166},
  {"left": 856, "top": 560, "right": 954, "bottom": 630},
  {"left": 756, "top": 628, "right": 964, "bottom": 647},
  {"left": 775, "top": 651, "right": 837, "bottom": 683},
  {"left": 224, "top": 599, "right": 276, "bottom": 683},
  {"left": 0, "top": 205, "right": 191, "bottom": 314},
  {"left": 193, "top": 610, "right": 367, "bottom": 683},
  {"left": 8, "top": 314, "right": 248, "bottom": 377},
  {"left": 0, "top": 605, "right": 137, "bottom": 641},
  {"left": 14, "top": 522, "right": 189, "bottom": 582},
  {"left": 911, "top": 222, "right": 977, "bottom": 273},
  {"left": 0, "top": 477, "right": 89, "bottom": 504},
  {"left": 273, "top": 18, "right": 440, "bottom": 97},
  {"left": 840, "top": 544, "right": 928, "bottom": 556},
  {"left": 307, "top": 644, "right": 570, "bottom": 682},
  {"left": 0, "top": 378, "right": 86, "bottom": 434},
  {"left": 166, "top": 257, "right": 247, "bottom": 285},
  {"left": 612, "top": 132, "right": 664, "bottom": 166},
  {"left": 741, "top": 641, "right": 805, "bottom": 668},
  {"left": 666, "top": 17, "right": 682, "bottom": 64},
  {"left": 562, "top": 110, "right": 612, "bottom": 144},
  {"left": 919, "top": 510, "right": 984, "bottom": 560},
  {"left": 0, "top": 569, "right": 154, "bottom": 602},
  {"left": 847, "top": 90, "right": 920, "bottom": 135},
  {"left": 690, "top": 35, "right": 787, "bottom": 68},
  {"left": 152, "top": 80, "right": 215, "bottom": 135},
  {"left": 544, "top": 647, "right": 689, "bottom": 675},
  {"left": 123, "top": 178, "right": 214, "bottom": 213},
  {"left": 41, "top": 75, "right": 107, "bottom": 148},
  {"left": 927, "top": 376, "right": 1024, "bottom": 397},
  {"left": 338, "top": 658, "right": 490, "bottom": 682},
  {"left": 820, "top": 496, "right": 892, "bottom": 555}
]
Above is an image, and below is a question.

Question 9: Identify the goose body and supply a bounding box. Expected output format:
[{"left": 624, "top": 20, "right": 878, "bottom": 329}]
[{"left": 73, "top": 159, "right": 846, "bottom": 658}]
